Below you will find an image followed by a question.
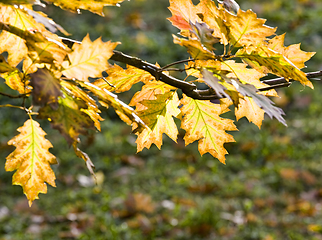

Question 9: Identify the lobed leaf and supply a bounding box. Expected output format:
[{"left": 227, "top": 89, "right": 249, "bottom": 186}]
[
  {"left": 135, "top": 91, "right": 180, "bottom": 151},
  {"left": 5, "top": 119, "right": 57, "bottom": 206},
  {"left": 45, "top": 0, "right": 126, "bottom": 16},
  {"left": 180, "top": 94, "right": 237, "bottom": 163},
  {"left": 93, "top": 64, "right": 154, "bottom": 93},
  {"left": 62, "top": 34, "right": 119, "bottom": 81}
]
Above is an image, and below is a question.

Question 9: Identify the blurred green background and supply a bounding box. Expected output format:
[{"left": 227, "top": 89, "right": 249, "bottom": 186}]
[{"left": 1, "top": 0, "right": 322, "bottom": 239}]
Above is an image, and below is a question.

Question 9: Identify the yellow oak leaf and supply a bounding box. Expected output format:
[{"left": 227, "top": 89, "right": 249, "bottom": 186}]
[
  {"left": 129, "top": 80, "right": 176, "bottom": 111},
  {"left": 45, "top": 0, "right": 126, "bottom": 16},
  {"left": 62, "top": 34, "right": 119, "bottom": 81},
  {"left": 0, "top": 5, "right": 68, "bottom": 67},
  {"left": 267, "top": 34, "right": 315, "bottom": 69},
  {"left": 93, "top": 64, "right": 154, "bottom": 93},
  {"left": 225, "top": 9, "right": 276, "bottom": 47},
  {"left": 167, "top": 0, "right": 201, "bottom": 31},
  {"left": 180, "top": 94, "right": 237, "bottom": 163},
  {"left": 77, "top": 81, "right": 146, "bottom": 130},
  {"left": 173, "top": 35, "right": 216, "bottom": 60},
  {"left": 0, "top": 56, "right": 26, "bottom": 94},
  {"left": 197, "top": 0, "right": 229, "bottom": 45},
  {"left": 236, "top": 45, "right": 313, "bottom": 88},
  {"left": 5, "top": 119, "right": 57, "bottom": 206},
  {"left": 135, "top": 91, "right": 180, "bottom": 151},
  {"left": 222, "top": 60, "right": 278, "bottom": 97},
  {"left": 235, "top": 97, "right": 265, "bottom": 128}
]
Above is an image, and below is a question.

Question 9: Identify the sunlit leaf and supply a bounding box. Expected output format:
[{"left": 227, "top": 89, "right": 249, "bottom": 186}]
[
  {"left": 236, "top": 45, "right": 313, "bottom": 88},
  {"left": 167, "top": 0, "right": 201, "bottom": 31},
  {"left": 135, "top": 91, "right": 180, "bottom": 151},
  {"left": 62, "top": 34, "right": 119, "bottom": 81},
  {"left": 93, "top": 64, "right": 154, "bottom": 93},
  {"left": 5, "top": 119, "right": 57, "bottom": 206},
  {"left": 267, "top": 33, "right": 315, "bottom": 69},
  {"left": 180, "top": 94, "right": 237, "bottom": 163},
  {"left": 225, "top": 9, "right": 276, "bottom": 47},
  {"left": 231, "top": 80, "right": 286, "bottom": 126},
  {"left": 235, "top": 97, "right": 265, "bottom": 128},
  {"left": 45, "top": 0, "right": 126, "bottom": 16}
]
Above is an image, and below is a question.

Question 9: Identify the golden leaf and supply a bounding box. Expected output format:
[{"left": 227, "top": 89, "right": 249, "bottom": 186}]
[
  {"left": 225, "top": 9, "right": 276, "bottom": 47},
  {"left": 235, "top": 97, "right": 265, "bottom": 128},
  {"left": 5, "top": 119, "right": 57, "bottom": 206},
  {"left": 167, "top": 0, "right": 201, "bottom": 31},
  {"left": 180, "top": 94, "right": 237, "bottom": 163},
  {"left": 45, "top": 0, "right": 126, "bottom": 16},
  {"left": 267, "top": 33, "right": 315, "bottom": 69},
  {"left": 93, "top": 64, "right": 154, "bottom": 93},
  {"left": 236, "top": 45, "right": 313, "bottom": 88},
  {"left": 62, "top": 34, "right": 119, "bottom": 81},
  {"left": 135, "top": 91, "right": 180, "bottom": 151}
]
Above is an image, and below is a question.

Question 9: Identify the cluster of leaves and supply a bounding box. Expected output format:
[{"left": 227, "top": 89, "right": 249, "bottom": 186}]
[{"left": 0, "top": 0, "right": 315, "bottom": 205}]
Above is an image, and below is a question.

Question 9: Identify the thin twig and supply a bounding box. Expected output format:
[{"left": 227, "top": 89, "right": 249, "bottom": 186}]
[
  {"left": 161, "top": 59, "right": 195, "bottom": 71},
  {"left": 0, "top": 92, "right": 28, "bottom": 98}
]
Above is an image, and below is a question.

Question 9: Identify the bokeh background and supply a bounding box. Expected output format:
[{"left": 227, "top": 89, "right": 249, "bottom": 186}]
[{"left": 1, "top": 0, "right": 322, "bottom": 239}]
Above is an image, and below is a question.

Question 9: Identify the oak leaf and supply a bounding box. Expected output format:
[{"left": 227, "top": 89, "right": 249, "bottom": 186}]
[
  {"left": 45, "top": 0, "right": 126, "bottom": 16},
  {"left": 180, "top": 94, "right": 237, "bottom": 163},
  {"left": 62, "top": 34, "right": 119, "bottom": 81},
  {"left": 236, "top": 45, "right": 313, "bottom": 88},
  {"left": 30, "top": 68, "right": 62, "bottom": 109},
  {"left": 38, "top": 92, "right": 95, "bottom": 145},
  {"left": 168, "top": 0, "right": 201, "bottom": 31},
  {"left": 0, "top": 5, "right": 68, "bottom": 68},
  {"left": 225, "top": 9, "right": 276, "bottom": 47},
  {"left": 267, "top": 34, "right": 315, "bottom": 69},
  {"left": 135, "top": 91, "right": 180, "bottom": 151},
  {"left": 130, "top": 80, "right": 176, "bottom": 111},
  {"left": 78, "top": 81, "right": 146, "bottom": 130},
  {"left": 197, "top": 0, "right": 229, "bottom": 45},
  {"left": 5, "top": 119, "right": 57, "bottom": 206},
  {"left": 173, "top": 35, "right": 216, "bottom": 60},
  {"left": 93, "top": 64, "right": 154, "bottom": 93},
  {"left": 235, "top": 97, "right": 265, "bottom": 128}
]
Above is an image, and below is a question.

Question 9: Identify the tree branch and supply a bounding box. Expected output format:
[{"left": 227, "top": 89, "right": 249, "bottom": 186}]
[{"left": 60, "top": 37, "right": 321, "bottom": 100}]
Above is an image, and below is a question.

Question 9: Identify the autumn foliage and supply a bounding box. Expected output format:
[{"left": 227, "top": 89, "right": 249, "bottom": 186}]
[{"left": 0, "top": 0, "right": 316, "bottom": 205}]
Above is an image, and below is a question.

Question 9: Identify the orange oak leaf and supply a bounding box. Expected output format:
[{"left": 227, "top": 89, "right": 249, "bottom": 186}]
[
  {"left": 236, "top": 45, "right": 313, "bottom": 88},
  {"left": 267, "top": 34, "right": 315, "bottom": 69},
  {"left": 235, "top": 97, "right": 265, "bottom": 128},
  {"left": 180, "top": 94, "right": 237, "bottom": 163},
  {"left": 5, "top": 119, "right": 57, "bottom": 206},
  {"left": 45, "top": 0, "right": 126, "bottom": 16},
  {"left": 135, "top": 91, "right": 180, "bottom": 151},
  {"left": 225, "top": 9, "right": 276, "bottom": 47},
  {"left": 62, "top": 34, "right": 119, "bottom": 81},
  {"left": 93, "top": 64, "right": 154, "bottom": 93},
  {"left": 168, "top": 0, "right": 201, "bottom": 31}
]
